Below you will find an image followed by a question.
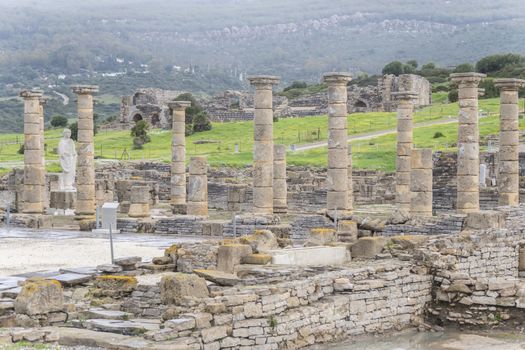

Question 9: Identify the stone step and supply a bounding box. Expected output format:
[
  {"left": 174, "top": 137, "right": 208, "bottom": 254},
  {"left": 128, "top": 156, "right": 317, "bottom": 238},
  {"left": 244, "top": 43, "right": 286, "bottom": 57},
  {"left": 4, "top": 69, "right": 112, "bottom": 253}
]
[
  {"left": 83, "top": 308, "right": 134, "bottom": 320},
  {"left": 83, "top": 318, "right": 161, "bottom": 336}
]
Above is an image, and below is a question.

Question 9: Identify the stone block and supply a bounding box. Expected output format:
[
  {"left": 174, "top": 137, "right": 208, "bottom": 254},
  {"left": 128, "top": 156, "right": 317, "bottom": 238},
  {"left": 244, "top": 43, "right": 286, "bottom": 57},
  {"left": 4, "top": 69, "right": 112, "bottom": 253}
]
[
  {"left": 160, "top": 273, "right": 209, "bottom": 304},
  {"left": 194, "top": 269, "right": 240, "bottom": 286},
  {"left": 241, "top": 254, "right": 273, "bottom": 265},
  {"left": 351, "top": 237, "right": 387, "bottom": 258},
  {"left": 217, "top": 244, "right": 252, "bottom": 273},
  {"left": 306, "top": 228, "right": 336, "bottom": 246},
  {"left": 267, "top": 246, "right": 349, "bottom": 266},
  {"left": 14, "top": 278, "right": 64, "bottom": 316},
  {"left": 128, "top": 203, "right": 150, "bottom": 218},
  {"left": 464, "top": 210, "right": 505, "bottom": 230},
  {"left": 239, "top": 230, "right": 278, "bottom": 253}
]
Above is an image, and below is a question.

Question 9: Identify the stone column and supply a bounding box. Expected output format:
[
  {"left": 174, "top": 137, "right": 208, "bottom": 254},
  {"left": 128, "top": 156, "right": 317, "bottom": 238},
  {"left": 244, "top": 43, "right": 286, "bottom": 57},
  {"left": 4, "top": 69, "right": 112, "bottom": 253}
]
[
  {"left": 187, "top": 156, "right": 208, "bottom": 216},
  {"left": 323, "top": 72, "right": 352, "bottom": 215},
  {"left": 72, "top": 85, "right": 99, "bottom": 217},
  {"left": 410, "top": 148, "right": 433, "bottom": 216},
  {"left": 39, "top": 97, "right": 48, "bottom": 208},
  {"left": 347, "top": 145, "right": 353, "bottom": 212},
  {"left": 168, "top": 101, "right": 191, "bottom": 214},
  {"left": 273, "top": 144, "right": 287, "bottom": 214},
  {"left": 128, "top": 185, "right": 151, "bottom": 218},
  {"left": 20, "top": 90, "right": 45, "bottom": 214},
  {"left": 494, "top": 78, "right": 525, "bottom": 206},
  {"left": 450, "top": 73, "right": 485, "bottom": 213},
  {"left": 248, "top": 75, "right": 280, "bottom": 214},
  {"left": 392, "top": 92, "right": 417, "bottom": 214}
]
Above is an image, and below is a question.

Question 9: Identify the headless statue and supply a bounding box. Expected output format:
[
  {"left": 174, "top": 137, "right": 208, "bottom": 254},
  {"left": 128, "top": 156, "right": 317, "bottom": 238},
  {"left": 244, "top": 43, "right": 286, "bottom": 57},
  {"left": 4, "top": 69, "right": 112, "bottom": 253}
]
[{"left": 58, "top": 128, "right": 77, "bottom": 191}]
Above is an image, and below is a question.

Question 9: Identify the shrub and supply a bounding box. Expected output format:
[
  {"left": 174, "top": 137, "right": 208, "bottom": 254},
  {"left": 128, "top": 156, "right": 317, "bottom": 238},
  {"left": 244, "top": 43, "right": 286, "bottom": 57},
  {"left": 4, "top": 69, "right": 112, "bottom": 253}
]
[
  {"left": 50, "top": 115, "right": 68, "bottom": 128},
  {"left": 192, "top": 111, "right": 212, "bottom": 132},
  {"left": 448, "top": 89, "right": 458, "bottom": 103},
  {"left": 131, "top": 120, "right": 151, "bottom": 146},
  {"left": 68, "top": 122, "right": 78, "bottom": 141},
  {"left": 433, "top": 131, "right": 445, "bottom": 139},
  {"left": 17, "top": 144, "right": 24, "bottom": 154}
]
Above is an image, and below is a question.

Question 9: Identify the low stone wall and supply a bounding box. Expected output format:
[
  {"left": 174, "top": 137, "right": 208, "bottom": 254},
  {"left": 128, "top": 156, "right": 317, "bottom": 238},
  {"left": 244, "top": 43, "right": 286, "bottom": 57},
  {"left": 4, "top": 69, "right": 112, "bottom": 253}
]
[
  {"left": 139, "top": 260, "right": 432, "bottom": 348},
  {"left": 382, "top": 214, "right": 465, "bottom": 236}
]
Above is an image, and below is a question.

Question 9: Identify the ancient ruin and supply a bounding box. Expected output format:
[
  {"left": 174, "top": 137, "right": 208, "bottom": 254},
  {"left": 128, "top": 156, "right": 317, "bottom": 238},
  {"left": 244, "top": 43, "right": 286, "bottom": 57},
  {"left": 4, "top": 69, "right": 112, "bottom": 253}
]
[{"left": 2, "top": 69, "right": 525, "bottom": 350}]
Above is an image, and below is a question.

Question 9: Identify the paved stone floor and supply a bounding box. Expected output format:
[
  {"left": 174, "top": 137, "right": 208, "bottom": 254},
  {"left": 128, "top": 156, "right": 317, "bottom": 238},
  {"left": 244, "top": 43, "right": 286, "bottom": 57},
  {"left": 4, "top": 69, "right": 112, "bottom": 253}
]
[{"left": 0, "top": 228, "right": 206, "bottom": 276}]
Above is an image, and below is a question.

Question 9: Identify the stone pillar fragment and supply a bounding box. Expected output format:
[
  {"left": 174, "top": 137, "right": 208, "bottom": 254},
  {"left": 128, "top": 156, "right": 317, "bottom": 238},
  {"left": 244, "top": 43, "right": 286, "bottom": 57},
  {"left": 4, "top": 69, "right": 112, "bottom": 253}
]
[
  {"left": 168, "top": 101, "right": 191, "bottom": 214},
  {"left": 494, "top": 78, "right": 525, "bottom": 206},
  {"left": 20, "top": 89, "right": 45, "bottom": 214},
  {"left": 72, "top": 85, "right": 99, "bottom": 217},
  {"left": 273, "top": 144, "right": 287, "bottom": 214},
  {"left": 248, "top": 75, "right": 280, "bottom": 214},
  {"left": 187, "top": 156, "right": 208, "bottom": 216},
  {"left": 450, "top": 73, "right": 485, "bottom": 213},
  {"left": 128, "top": 185, "right": 151, "bottom": 218},
  {"left": 410, "top": 148, "right": 433, "bottom": 216},
  {"left": 392, "top": 92, "right": 418, "bottom": 214},
  {"left": 323, "top": 72, "right": 352, "bottom": 215}
]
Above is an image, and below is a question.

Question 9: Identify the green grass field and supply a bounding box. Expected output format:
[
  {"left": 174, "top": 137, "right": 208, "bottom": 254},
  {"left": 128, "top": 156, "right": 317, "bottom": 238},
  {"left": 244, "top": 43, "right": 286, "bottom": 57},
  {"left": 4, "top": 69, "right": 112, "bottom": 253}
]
[{"left": 0, "top": 98, "right": 521, "bottom": 174}]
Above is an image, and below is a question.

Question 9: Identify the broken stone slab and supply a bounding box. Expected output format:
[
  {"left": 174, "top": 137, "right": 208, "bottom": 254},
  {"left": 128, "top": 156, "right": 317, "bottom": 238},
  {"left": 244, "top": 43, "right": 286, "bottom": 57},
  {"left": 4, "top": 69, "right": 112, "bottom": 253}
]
[
  {"left": 58, "top": 267, "right": 98, "bottom": 275},
  {"left": 114, "top": 256, "right": 142, "bottom": 269},
  {"left": 267, "top": 246, "right": 349, "bottom": 266},
  {"left": 217, "top": 244, "right": 253, "bottom": 273},
  {"left": 14, "top": 278, "right": 64, "bottom": 316},
  {"left": 164, "top": 317, "right": 196, "bottom": 332},
  {"left": 193, "top": 269, "right": 240, "bottom": 286},
  {"left": 351, "top": 237, "right": 388, "bottom": 258},
  {"left": 47, "top": 273, "right": 92, "bottom": 287},
  {"left": 241, "top": 253, "right": 272, "bottom": 265},
  {"left": 152, "top": 256, "right": 173, "bottom": 265},
  {"left": 83, "top": 308, "right": 134, "bottom": 320},
  {"left": 160, "top": 273, "right": 209, "bottom": 305},
  {"left": 0, "top": 277, "right": 26, "bottom": 291},
  {"left": 84, "top": 318, "right": 160, "bottom": 335},
  {"left": 97, "top": 264, "right": 123, "bottom": 274},
  {"left": 0, "top": 287, "right": 21, "bottom": 299},
  {"left": 137, "top": 263, "right": 176, "bottom": 272}
]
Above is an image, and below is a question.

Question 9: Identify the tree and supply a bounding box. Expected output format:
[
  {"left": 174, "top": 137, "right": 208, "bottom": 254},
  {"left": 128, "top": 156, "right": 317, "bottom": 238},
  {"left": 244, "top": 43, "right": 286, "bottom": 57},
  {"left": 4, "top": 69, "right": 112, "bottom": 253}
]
[
  {"left": 283, "top": 81, "right": 308, "bottom": 91},
  {"left": 69, "top": 122, "right": 78, "bottom": 141},
  {"left": 382, "top": 61, "right": 404, "bottom": 76},
  {"left": 406, "top": 60, "right": 418, "bottom": 69},
  {"left": 448, "top": 89, "right": 458, "bottom": 103},
  {"left": 192, "top": 111, "right": 212, "bottom": 132},
  {"left": 454, "top": 63, "right": 475, "bottom": 73},
  {"left": 402, "top": 64, "right": 416, "bottom": 74},
  {"left": 476, "top": 53, "right": 524, "bottom": 74},
  {"left": 174, "top": 92, "right": 212, "bottom": 135},
  {"left": 50, "top": 115, "right": 68, "bottom": 128},
  {"left": 131, "top": 120, "right": 150, "bottom": 149}
]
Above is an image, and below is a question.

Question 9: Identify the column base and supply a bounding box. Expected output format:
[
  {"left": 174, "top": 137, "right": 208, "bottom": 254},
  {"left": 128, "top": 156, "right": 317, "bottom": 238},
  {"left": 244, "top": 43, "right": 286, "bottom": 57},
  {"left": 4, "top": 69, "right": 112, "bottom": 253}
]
[{"left": 172, "top": 204, "right": 187, "bottom": 215}]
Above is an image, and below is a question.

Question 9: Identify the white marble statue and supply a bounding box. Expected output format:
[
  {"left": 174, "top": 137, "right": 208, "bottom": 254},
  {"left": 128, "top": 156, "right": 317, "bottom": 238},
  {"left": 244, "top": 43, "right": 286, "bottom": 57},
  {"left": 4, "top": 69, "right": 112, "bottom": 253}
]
[{"left": 58, "top": 128, "right": 77, "bottom": 191}]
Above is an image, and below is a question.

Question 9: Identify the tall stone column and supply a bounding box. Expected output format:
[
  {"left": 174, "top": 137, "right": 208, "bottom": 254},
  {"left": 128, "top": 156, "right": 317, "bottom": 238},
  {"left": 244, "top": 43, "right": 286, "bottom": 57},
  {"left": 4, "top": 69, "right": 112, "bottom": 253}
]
[
  {"left": 168, "top": 101, "right": 191, "bottom": 214},
  {"left": 39, "top": 97, "right": 48, "bottom": 208},
  {"left": 410, "top": 148, "right": 433, "bottom": 217},
  {"left": 20, "top": 90, "right": 45, "bottom": 214},
  {"left": 73, "top": 85, "right": 99, "bottom": 217},
  {"left": 248, "top": 75, "right": 280, "bottom": 214},
  {"left": 494, "top": 78, "right": 525, "bottom": 206},
  {"left": 347, "top": 145, "right": 354, "bottom": 211},
  {"left": 273, "top": 144, "right": 287, "bottom": 214},
  {"left": 392, "top": 92, "right": 417, "bottom": 214},
  {"left": 187, "top": 156, "right": 208, "bottom": 216},
  {"left": 323, "top": 72, "right": 352, "bottom": 215},
  {"left": 450, "top": 73, "right": 485, "bottom": 213}
]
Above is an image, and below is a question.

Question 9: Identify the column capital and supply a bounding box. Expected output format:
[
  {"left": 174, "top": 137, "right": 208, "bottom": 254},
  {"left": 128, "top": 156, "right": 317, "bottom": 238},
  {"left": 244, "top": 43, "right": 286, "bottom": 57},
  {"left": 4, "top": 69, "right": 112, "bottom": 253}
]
[
  {"left": 322, "top": 72, "right": 352, "bottom": 85},
  {"left": 494, "top": 78, "right": 525, "bottom": 91},
  {"left": 391, "top": 91, "right": 418, "bottom": 101},
  {"left": 39, "top": 96, "right": 49, "bottom": 106},
  {"left": 20, "top": 89, "right": 43, "bottom": 99},
  {"left": 450, "top": 72, "right": 486, "bottom": 85},
  {"left": 247, "top": 75, "right": 280, "bottom": 88},
  {"left": 72, "top": 85, "right": 99, "bottom": 95},
  {"left": 168, "top": 100, "right": 191, "bottom": 111}
]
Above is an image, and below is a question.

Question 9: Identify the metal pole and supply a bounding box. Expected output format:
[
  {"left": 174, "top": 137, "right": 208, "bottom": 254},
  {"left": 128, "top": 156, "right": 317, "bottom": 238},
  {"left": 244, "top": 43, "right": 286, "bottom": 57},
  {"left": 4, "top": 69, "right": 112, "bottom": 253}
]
[
  {"left": 95, "top": 206, "right": 100, "bottom": 229},
  {"left": 5, "top": 204, "right": 10, "bottom": 231},
  {"left": 233, "top": 214, "right": 237, "bottom": 237},
  {"left": 109, "top": 225, "right": 115, "bottom": 264}
]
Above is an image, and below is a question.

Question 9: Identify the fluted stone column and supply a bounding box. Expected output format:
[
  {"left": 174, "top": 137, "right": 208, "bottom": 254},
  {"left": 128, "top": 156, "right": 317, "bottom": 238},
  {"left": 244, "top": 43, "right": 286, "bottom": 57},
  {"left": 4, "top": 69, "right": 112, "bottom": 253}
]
[
  {"left": 273, "top": 144, "right": 287, "bottom": 214},
  {"left": 248, "top": 75, "right": 280, "bottom": 214},
  {"left": 187, "top": 156, "right": 208, "bottom": 216},
  {"left": 20, "top": 90, "right": 45, "bottom": 214},
  {"left": 323, "top": 72, "right": 352, "bottom": 215},
  {"left": 168, "top": 101, "right": 191, "bottom": 214},
  {"left": 494, "top": 78, "right": 525, "bottom": 206},
  {"left": 347, "top": 145, "right": 354, "bottom": 212},
  {"left": 410, "top": 148, "right": 433, "bottom": 217},
  {"left": 392, "top": 92, "right": 417, "bottom": 214},
  {"left": 450, "top": 73, "right": 485, "bottom": 213},
  {"left": 73, "top": 85, "right": 99, "bottom": 217}
]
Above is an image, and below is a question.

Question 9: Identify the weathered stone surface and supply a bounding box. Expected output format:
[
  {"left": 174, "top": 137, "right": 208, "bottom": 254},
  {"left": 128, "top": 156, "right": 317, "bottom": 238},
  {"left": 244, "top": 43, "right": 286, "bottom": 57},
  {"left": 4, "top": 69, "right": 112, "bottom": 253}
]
[
  {"left": 464, "top": 211, "right": 506, "bottom": 230},
  {"left": 351, "top": 237, "right": 387, "bottom": 258},
  {"left": 94, "top": 275, "right": 137, "bottom": 292},
  {"left": 239, "top": 230, "right": 278, "bottom": 253},
  {"left": 306, "top": 228, "right": 336, "bottom": 246},
  {"left": 194, "top": 269, "right": 240, "bottom": 286},
  {"left": 160, "top": 273, "right": 209, "bottom": 304},
  {"left": 241, "top": 253, "right": 272, "bottom": 265},
  {"left": 14, "top": 278, "right": 64, "bottom": 315},
  {"left": 217, "top": 244, "right": 253, "bottom": 273}
]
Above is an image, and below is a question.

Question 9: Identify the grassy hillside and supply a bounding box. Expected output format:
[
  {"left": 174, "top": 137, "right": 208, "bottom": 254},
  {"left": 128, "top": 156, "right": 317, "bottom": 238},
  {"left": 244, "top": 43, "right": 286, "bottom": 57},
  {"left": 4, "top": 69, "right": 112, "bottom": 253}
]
[{"left": 0, "top": 98, "right": 518, "bottom": 175}]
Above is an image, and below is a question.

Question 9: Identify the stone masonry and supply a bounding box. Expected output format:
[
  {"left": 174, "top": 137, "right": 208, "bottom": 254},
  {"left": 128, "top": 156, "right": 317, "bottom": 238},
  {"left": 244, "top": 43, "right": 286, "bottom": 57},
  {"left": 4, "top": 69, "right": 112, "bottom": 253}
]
[
  {"left": 168, "top": 101, "right": 191, "bottom": 214},
  {"left": 450, "top": 73, "right": 485, "bottom": 213},
  {"left": 72, "top": 85, "right": 99, "bottom": 217},
  {"left": 273, "top": 144, "right": 287, "bottom": 214},
  {"left": 248, "top": 75, "right": 280, "bottom": 214},
  {"left": 38, "top": 97, "right": 48, "bottom": 209},
  {"left": 20, "top": 90, "right": 45, "bottom": 214},
  {"left": 494, "top": 78, "right": 525, "bottom": 206},
  {"left": 392, "top": 91, "right": 417, "bottom": 214},
  {"left": 187, "top": 156, "right": 208, "bottom": 217},
  {"left": 410, "top": 148, "right": 433, "bottom": 216},
  {"left": 323, "top": 72, "right": 352, "bottom": 215},
  {"left": 128, "top": 185, "right": 151, "bottom": 218}
]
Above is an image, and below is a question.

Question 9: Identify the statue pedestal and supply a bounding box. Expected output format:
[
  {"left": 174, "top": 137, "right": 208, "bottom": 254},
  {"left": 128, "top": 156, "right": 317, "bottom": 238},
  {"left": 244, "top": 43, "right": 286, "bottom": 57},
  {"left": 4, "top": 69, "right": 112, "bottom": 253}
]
[{"left": 50, "top": 190, "right": 76, "bottom": 214}]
